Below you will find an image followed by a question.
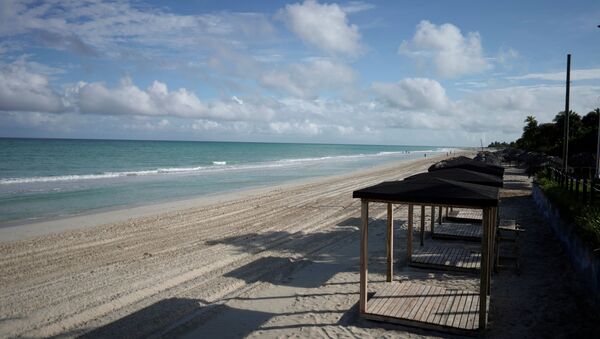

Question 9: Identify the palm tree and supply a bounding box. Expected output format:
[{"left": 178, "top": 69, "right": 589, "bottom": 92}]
[{"left": 524, "top": 116, "right": 537, "bottom": 131}]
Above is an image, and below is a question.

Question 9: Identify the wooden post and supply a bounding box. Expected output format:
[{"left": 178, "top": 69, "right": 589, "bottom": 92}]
[
  {"left": 420, "top": 205, "right": 425, "bottom": 246},
  {"left": 491, "top": 207, "right": 496, "bottom": 273},
  {"left": 438, "top": 206, "right": 442, "bottom": 224},
  {"left": 591, "top": 179, "right": 596, "bottom": 203},
  {"left": 360, "top": 200, "right": 369, "bottom": 313},
  {"left": 489, "top": 208, "right": 496, "bottom": 288},
  {"left": 576, "top": 177, "right": 580, "bottom": 200},
  {"left": 489, "top": 209, "right": 494, "bottom": 294},
  {"left": 479, "top": 208, "right": 490, "bottom": 330},
  {"left": 561, "top": 171, "right": 564, "bottom": 187},
  {"left": 430, "top": 206, "right": 435, "bottom": 236},
  {"left": 407, "top": 205, "right": 413, "bottom": 262},
  {"left": 386, "top": 203, "right": 393, "bottom": 282}
]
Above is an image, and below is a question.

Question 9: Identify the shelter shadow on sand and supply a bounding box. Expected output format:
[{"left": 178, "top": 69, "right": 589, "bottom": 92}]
[
  {"left": 224, "top": 256, "right": 341, "bottom": 288},
  {"left": 205, "top": 225, "right": 357, "bottom": 255},
  {"left": 80, "top": 298, "right": 203, "bottom": 338}
]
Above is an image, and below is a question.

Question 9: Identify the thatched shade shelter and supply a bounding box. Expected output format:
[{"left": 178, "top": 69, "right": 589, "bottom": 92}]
[
  {"left": 352, "top": 177, "right": 499, "bottom": 334},
  {"left": 428, "top": 156, "right": 505, "bottom": 178},
  {"left": 405, "top": 168, "right": 503, "bottom": 188},
  {"left": 404, "top": 168, "right": 503, "bottom": 241}
]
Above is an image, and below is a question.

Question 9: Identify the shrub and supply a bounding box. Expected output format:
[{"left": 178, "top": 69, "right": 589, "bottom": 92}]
[
  {"left": 576, "top": 206, "right": 600, "bottom": 250},
  {"left": 536, "top": 174, "right": 600, "bottom": 250}
]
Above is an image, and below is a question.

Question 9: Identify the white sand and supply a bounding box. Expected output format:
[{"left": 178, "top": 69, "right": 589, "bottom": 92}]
[{"left": 1, "top": 151, "right": 598, "bottom": 338}]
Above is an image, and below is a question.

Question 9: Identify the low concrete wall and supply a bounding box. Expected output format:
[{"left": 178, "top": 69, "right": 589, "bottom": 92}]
[{"left": 532, "top": 184, "right": 600, "bottom": 309}]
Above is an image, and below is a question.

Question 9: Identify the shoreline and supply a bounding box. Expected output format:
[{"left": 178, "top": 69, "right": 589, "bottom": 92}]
[{"left": 0, "top": 151, "right": 456, "bottom": 243}]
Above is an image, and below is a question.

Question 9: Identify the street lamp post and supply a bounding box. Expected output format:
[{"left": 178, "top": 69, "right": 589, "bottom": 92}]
[
  {"left": 596, "top": 25, "right": 600, "bottom": 180},
  {"left": 597, "top": 25, "right": 600, "bottom": 179},
  {"left": 596, "top": 115, "right": 600, "bottom": 179},
  {"left": 596, "top": 106, "right": 600, "bottom": 179},
  {"left": 563, "top": 54, "right": 571, "bottom": 173}
]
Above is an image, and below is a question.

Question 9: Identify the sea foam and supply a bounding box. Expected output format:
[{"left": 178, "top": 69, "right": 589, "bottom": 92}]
[{"left": 0, "top": 148, "right": 447, "bottom": 185}]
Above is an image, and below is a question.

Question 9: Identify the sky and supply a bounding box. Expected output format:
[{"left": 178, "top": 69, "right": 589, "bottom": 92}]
[{"left": 0, "top": 0, "right": 599, "bottom": 146}]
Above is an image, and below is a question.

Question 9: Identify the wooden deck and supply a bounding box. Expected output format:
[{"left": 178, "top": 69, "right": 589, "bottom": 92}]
[
  {"left": 432, "top": 222, "right": 482, "bottom": 241},
  {"left": 364, "top": 281, "right": 482, "bottom": 335},
  {"left": 446, "top": 209, "right": 483, "bottom": 222},
  {"left": 411, "top": 245, "right": 481, "bottom": 272}
]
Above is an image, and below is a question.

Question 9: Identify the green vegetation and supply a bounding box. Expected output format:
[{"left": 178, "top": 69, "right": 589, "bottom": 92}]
[
  {"left": 488, "top": 108, "right": 599, "bottom": 159},
  {"left": 537, "top": 175, "right": 600, "bottom": 250},
  {"left": 515, "top": 109, "right": 599, "bottom": 156},
  {"left": 577, "top": 206, "right": 600, "bottom": 249},
  {"left": 488, "top": 108, "right": 600, "bottom": 248},
  {"left": 487, "top": 141, "right": 514, "bottom": 148}
]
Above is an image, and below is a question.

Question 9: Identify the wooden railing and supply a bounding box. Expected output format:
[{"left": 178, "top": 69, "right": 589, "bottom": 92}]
[{"left": 546, "top": 167, "right": 600, "bottom": 205}]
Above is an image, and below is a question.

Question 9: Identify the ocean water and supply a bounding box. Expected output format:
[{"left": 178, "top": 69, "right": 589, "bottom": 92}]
[{"left": 0, "top": 138, "right": 450, "bottom": 225}]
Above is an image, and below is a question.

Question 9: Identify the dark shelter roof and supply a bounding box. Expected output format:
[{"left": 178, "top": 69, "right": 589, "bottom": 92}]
[
  {"left": 353, "top": 177, "right": 499, "bottom": 207},
  {"left": 404, "top": 168, "right": 503, "bottom": 188},
  {"left": 428, "top": 156, "right": 504, "bottom": 178}
]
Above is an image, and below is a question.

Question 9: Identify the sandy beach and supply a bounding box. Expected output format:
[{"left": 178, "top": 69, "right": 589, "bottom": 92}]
[{"left": 1, "top": 152, "right": 599, "bottom": 338}]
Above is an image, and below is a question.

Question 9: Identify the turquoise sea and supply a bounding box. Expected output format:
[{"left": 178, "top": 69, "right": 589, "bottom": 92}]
[{"left": 0, "top": 138, "right": 451, "bottom": 225}]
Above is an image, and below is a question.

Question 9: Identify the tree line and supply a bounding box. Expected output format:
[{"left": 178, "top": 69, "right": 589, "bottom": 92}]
[{"left": 489, "top": 108, "right": 600, "bottom": 163}]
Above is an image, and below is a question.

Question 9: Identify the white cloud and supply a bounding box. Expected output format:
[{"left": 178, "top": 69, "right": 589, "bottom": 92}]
[
  {"left": 0, "top": 59, "right": 66, "bottom": 112},
  {"left": 279, "top": 0, "right": 363, "bottom": 56},
  {"left": 399, "top": 20, "right": 490, "bottom": 78},
  {"left": 192, "top": 119, "right": 221, "bottom": 131},
  {"left": 370, "top": 76, "right": 600, "bottom": 135},
  {"left": 0, "top": 0, "right": 275, "bottom": 56},
  {"left": 381, "top": 110, "right": 461, "bottom": 130},
  {"left": 7, "top": 111, "right": 66, "bottom": 127},
  {"left": 122, "top": 118, "right": 171, "bottom": 131},
  {"left": 207, "top": 97, "right": 277, "bottom": 121},
  {"left": 260, "top": 59, "right": 356, "bottom": 98},
  {"left": 74, "top": 78, "right": 207, "bottom": 118},
  {"left": 269, "top": 120, "right": 321, "bottom": 135},
  {"left": 341, "top": 1, "right": 375, "bottom": 14},
  {"left": 464, "top": 84, "right": 599, "bottom": 119},
  {"left": 372, "top": 78, "right": 450, "bottom": 110},
  {"left": 507, "top": 68, "right": 600, "bottom": 81},
  {"left": 71, "top": 77, "right": 276, "bottom": 121},
  {"left": 4, "top": 57, "right": 598, "bottom": 144},
  {"left": 496, "top": 47, "right": 519, "bottom": 66},
  {"left": 456, "top": 84, "right": 600, "bottom": 133}
]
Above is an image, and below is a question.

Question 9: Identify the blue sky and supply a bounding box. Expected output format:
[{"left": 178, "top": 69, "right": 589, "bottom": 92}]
[{"left": 0, "top": 0, "right": 599, "bottom": 146}]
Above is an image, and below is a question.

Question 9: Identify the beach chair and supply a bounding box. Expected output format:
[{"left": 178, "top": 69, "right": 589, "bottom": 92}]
[{"left": 494, "top": 220, "right": 524, "bottom": 273}]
